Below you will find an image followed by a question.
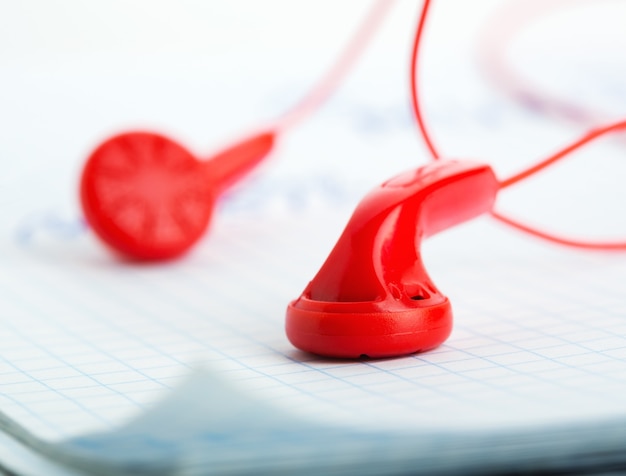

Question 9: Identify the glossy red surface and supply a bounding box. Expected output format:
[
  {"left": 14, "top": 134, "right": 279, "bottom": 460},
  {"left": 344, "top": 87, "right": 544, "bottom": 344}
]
[
  {"left": 286, "top": 160, "right": 499, "bottom": 358},
  {"left": 80, "top": 131, "right": 274, "bottom": 260}
]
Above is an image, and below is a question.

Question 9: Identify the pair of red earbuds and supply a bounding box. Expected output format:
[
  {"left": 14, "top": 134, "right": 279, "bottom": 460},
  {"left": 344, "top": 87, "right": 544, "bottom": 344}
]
[{"left": 79, "top": 0, "right": 626, "bottom": 359}]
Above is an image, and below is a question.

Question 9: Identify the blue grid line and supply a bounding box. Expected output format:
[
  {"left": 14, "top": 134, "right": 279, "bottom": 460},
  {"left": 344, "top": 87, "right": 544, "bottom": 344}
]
[
  {"left": 20, "top": 261, "right": 190, "bottom": 388},
  {"left": 1, "top": 272, "right": 155, "bottom": 409}
]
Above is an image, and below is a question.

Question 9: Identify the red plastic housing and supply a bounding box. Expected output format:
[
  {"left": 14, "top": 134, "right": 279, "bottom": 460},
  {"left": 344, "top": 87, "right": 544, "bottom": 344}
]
[
  {"left": 80, "top": 131, "right": 274, "bottom": 260},
  {"left": 286, "top": 160, "right": 498, "bottom": 358}
]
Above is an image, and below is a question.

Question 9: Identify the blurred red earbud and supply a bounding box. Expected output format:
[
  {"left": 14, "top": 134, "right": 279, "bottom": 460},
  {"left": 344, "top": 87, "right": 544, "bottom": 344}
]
[
  {"left": 77, "top": 0, "right": 393, "bottom": 261},
  {"left": 286, "top": 160, "right": 499, "bottom": 358},
  {"left": 80, "top": 131, "right": 274, "bottom": 260}
]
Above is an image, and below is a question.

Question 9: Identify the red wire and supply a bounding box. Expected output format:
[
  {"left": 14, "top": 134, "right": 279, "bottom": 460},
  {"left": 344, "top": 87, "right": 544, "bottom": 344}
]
[
  {"left": 410, "top": 0, "right": 440, "bottom": 160},
  {"left": 410, "top": 0, "right": 626, "bottom": 251},
  {"left": 490, "top": 211, "right": 626, "bottom": 250},
  {"left": 274, "top": 0, "right": 395, "bottom": 132},
  {"left": 499, "top": 119, "right": 626, "bottom": 189},
  {"left": 476, "top": 0, "right": 605, "bottom": 129}
]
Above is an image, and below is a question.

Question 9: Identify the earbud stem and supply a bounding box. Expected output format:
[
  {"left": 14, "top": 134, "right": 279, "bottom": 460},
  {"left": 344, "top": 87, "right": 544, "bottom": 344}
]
[{"left": 203, "top": 131, "right": 276, "bottom": 192}]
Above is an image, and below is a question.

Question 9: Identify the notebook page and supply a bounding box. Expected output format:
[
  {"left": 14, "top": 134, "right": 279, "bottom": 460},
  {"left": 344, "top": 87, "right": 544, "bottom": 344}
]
[
  {"left": 1, "top": 0, "right": 626, "bottom": 473},
  {"left": 2, "top": 216, "right": 626, "bottom": 475},
  {"left": 3, "top": 201, "right": 626, "bottom": 437}
]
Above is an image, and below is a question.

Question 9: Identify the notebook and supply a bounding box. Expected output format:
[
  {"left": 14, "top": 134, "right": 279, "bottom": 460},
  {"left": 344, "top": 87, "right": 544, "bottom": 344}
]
[
  {"left": 4, "top": 178, "right": 626, "bottom": 475},
  {"left": 2, "top": 0, "right": 626, "bottom": 474}
]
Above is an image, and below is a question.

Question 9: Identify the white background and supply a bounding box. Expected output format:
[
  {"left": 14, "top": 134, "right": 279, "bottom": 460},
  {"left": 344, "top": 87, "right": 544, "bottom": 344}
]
[{"left": 1, "top": 0, "right": 626, "bottom": 241}]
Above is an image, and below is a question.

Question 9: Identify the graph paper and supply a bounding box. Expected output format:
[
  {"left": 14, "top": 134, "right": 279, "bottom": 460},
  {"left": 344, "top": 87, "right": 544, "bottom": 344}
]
[
  {"left": 2, "top": 0, "right": 626, "bottom": 473},
  {"left": 2, "top": 200, "right": 626, "bottom": 473}
]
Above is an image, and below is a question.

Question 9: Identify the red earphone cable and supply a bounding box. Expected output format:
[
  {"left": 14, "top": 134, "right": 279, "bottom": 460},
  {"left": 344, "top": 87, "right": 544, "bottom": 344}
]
[
  {"left": 274, "top": 0, "right": 395, "bottom": 132},
  {"left": 410, "top": 0, "right": 441, "bottom": 160},
  {"left": 490, "top": 211, "right": 626, "bottom": 250},
  {"left": 410, "top": 0, "right": 626, "bottom": 251},
  {"left": 477, "top": 0, "right": 604, "bottom": 129},
  {"left": 499, "top": 120, "right": 626, "bottom": 189}
]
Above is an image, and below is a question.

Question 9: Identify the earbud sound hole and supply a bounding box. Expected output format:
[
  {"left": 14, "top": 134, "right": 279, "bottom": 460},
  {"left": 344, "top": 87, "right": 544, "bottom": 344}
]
[{"left": 405, "top": 284, "right": 430, "bottom": 301}]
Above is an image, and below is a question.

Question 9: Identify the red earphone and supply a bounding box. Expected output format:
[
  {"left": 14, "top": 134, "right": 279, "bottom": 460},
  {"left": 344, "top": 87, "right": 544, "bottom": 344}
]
[
  {"left": 78, "top": 0, "right": 393, "bottom": 261},
  {"left": 80, "top": 131, "right": 275, "bottom": 260},
  {"left": 286, "top": 0, "right": 626, "bottom": 358},
  {"left": 286, "top": 161, "right": 498, "bottom": 358},
  {"left": 76, "top": 1, "right": 625, "bottom": 359}
]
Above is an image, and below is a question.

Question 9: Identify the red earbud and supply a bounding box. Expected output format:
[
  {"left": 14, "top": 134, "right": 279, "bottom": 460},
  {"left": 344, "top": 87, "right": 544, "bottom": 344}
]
[
  {"left": 286, "top": 160, "right": 499, "bottom": 358},
  {"left": 80, "top": 131, "right": 274, "bottom": 260},
  {"left": 77, "top": 0, "right": 393, "bottom": 261}
]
